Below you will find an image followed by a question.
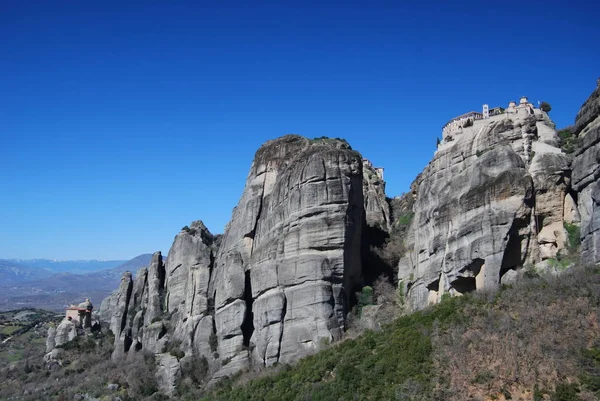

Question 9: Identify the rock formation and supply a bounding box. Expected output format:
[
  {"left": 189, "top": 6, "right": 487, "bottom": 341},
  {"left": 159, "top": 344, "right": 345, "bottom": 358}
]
[
  {"left": 362, "top": 159, "right": 391, "bottom": 231},
  {"left": 45, "top": 319, "right": 78, "bottom": 350},
  {"left": 398, "top": 106, "right": 575, "bottom": 310},
  {"left": 96, "top": 135, "right": 373, "bottom": 388},
  {"left": 572, "top": 82, "right": 600, "bottom": 265},
  {"left": 210, "top": 135, "right": 364, "bottom": 375}
]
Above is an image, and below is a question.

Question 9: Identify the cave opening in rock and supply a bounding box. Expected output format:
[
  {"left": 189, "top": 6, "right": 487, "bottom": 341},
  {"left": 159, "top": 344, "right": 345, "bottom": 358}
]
[
  {"left": 464, "top": 259, "right": 484, "bottom": 277},
  {"left": 451, "top": 276, "right": 476, "bottom": 294},
  {"left": 426, "top": 279, "right": 440, "bottom": 292},
  {"left": 241, "top": 270, "right": 255, "bottom": 347},
  {"left": 500, "top": 222, "right": 525, "bottom": 280}
]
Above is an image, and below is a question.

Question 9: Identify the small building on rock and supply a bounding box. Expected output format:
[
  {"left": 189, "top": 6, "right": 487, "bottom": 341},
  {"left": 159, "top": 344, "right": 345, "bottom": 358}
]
[{"left": 65, "top": 298, "right": 93, "bottom": 328}]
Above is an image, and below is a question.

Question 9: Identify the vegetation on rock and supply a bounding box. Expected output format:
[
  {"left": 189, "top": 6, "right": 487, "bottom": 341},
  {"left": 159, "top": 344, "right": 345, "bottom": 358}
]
[
  {"left": 541, "top": 101, "right": 552, "bottom": 113},
  {"left": 199, "top": 265, "right": 600, "bottom": 401}
]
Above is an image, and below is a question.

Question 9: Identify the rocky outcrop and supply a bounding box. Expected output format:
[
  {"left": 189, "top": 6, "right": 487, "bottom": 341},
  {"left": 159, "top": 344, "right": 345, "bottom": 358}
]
[
  {"left": 45, "top": 325, "right": 56, "bottom": 352},
  {"left": 572, "top": 82, "right": 600, "bottom": 265},
  {"left": 210, "top": 135, "right": 364, "bottom": 375},
  {"left": 98, "top": 135, "right": 367, "bottom": 386},
  {"left": 43, "top": 319, "right": 78, "bottom": 365},
  {"left": 46, "top": 319, "right": 78, "bottom": 346},
  {"left": 168, "top": 221, "right": 218, "bottom": 364},
  {"left": 399, "top": 108, "right": 575, "bottom": 310},
  {"left": 156, "top": 353, "right": 181, "bottom": 397},
  {"left": 362, "top": 159, "right": 391, "bottom": 231}
]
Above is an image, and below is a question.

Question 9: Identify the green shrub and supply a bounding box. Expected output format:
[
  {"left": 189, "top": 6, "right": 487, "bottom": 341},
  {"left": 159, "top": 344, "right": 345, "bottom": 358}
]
[
  {"left": 540, "top": 101, "right": 552, "bottom": 113},
  {"left": 397, "top": 212, "right": 414, "bottom": 227},
  {"left": 557, "top": 127, "right": 578, "bottom": 153},
  {"left": 580, "top": 347, "right": 600, "bottom": 393},
  {"left": 564, "top": 222, "right": 580, "bottom": 251},
  {"left": 357, "top": 286, "right": 374, "bottom": 315},
  {"left": 209, "top": 331, "right": 218, "bottom": 353},
  {"left": 463, "top": 119, "right": 473, "bottom": 128},
  {"left": 551, "top": 382, "right": 581, "bottom": 401},
  {"left": 170, "top": 349, "right": 185, "bottom": 360}
]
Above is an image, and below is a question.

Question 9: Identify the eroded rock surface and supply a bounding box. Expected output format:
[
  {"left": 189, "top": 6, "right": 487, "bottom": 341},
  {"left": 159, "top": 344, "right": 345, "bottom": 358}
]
[
  {"left": 210, "top": 135, "right": 364, "bottom": 375},
  {"left": 399, "top": 107, "right": 575, "bottom": 310},
  {"left": 572, "top": 82, "right": 600, "bottom": 265},
  {"left": 97, "top": 135, "right": 368, "bottom": 384},
  {"left": 362, "top": 159, "right": 391, "bottom": 231}
]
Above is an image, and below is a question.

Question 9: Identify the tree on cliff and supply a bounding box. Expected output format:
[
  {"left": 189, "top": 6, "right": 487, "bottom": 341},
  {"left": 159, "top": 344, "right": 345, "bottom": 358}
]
[{"left": 540, "top": 101, "right": 552, "bottom": 113}]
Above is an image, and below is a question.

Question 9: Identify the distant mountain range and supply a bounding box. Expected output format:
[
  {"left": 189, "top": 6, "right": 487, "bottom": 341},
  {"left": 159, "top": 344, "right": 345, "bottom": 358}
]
[
  {"left": 5, "top": 258, "right": 129, "bottom": 275},
  {"left": 0, "top": 259, "right": 54, "bottom": 285},
  {"left": 0, "top": 254, "right": 153, "bottom": 312}
]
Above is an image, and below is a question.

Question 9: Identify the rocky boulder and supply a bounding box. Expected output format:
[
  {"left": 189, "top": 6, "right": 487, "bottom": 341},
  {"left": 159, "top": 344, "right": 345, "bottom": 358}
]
[
  {"left": 53, "top": 319, "right": 78, "bottom": 347},
  {"left": 155, "top": 353, "right": 181, "bottom": 397}
]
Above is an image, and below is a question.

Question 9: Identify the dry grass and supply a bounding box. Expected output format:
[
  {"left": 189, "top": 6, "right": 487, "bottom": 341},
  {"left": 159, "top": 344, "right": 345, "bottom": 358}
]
[{"left": 432, "top": 266, "right": 600, "bottom": 401}]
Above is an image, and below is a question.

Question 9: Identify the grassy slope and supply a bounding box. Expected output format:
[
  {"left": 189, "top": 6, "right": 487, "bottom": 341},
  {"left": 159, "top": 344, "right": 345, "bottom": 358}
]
[
  {"left": 201, "top": 297, "right": 467, "bottom": 401},
  {"left": 202, "top": 266, "right": 600, "bottom": 401}
]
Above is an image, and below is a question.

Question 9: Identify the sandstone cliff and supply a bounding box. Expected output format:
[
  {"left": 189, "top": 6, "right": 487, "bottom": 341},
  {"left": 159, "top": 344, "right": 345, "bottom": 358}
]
[
  {"left": 572, "top": 82, "right": 600, "bottom": 265},
  {"left": 210, "top": 135, "right": 364, "bottom": 375},
  {"left": 97, "top": 135, "right": 386, "bottom": 386},
  {"left": 398, "top": 106, "right": 575, "bottom": 310}
]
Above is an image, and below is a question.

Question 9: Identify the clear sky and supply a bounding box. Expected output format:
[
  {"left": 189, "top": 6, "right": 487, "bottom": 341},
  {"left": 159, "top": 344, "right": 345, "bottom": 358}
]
[{"left": 1, "top": 0, "right": 599, "bottom": 260}]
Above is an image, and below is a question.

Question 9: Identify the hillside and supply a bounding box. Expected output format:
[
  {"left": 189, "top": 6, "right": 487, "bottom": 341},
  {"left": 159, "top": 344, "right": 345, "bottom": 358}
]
[
  {"left": 0, "top": 259, "right": 54, "bottom": 285},
  {"left": 0, "top": 309, "right": 61, "bottom": 366},
  {"left": 200, "top": 266, "right": 600, "bottom": 401},
  {"left": 1, "top": 266, "right": 598, "bottom": 400}
]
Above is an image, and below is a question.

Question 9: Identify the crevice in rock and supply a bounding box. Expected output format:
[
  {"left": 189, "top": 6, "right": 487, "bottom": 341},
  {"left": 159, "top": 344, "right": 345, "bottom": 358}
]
[
  {"left": 568, "top": 188, "right": 579, "bottom": 208},
  {"left": 157, "top": 254, "right": 167, "bottom": 313},
  {"left": 123, "top": 329, "right": 133, "bottom": 353},
  {"left": 241, "top": 270, "right": 255, "bottom": 347},
  {"left": 275, "top": 292, "right": 287, "bottom": 363},
  {"left": 190, "top": 318, "right": 201, "bottom": 349},
  {"left": 169, "top": 263, "right": 182, "bottom": 276},
  {"left": 207, "top": 291, "right": 215, "bottom": 317},
  {"left": 244, "top": 170, "right": 268, "bottom": 257},
  {"left": 500, "top": 218, "right": 528, "bottom": 279},
  {"left": 310, "top": 245, "right": 341, "bottom": 252},
  {"left": 158, "top": 324, "right": 167, "bottom": 340},
  {"left": 361, "top": 223, "right": 395, "bottom": 287},
  {"left": 209, "top": 251, "right": 216, "bottom": 283},
  {"left": 188, "top": 274, "right": 196, "bottom": 316}
]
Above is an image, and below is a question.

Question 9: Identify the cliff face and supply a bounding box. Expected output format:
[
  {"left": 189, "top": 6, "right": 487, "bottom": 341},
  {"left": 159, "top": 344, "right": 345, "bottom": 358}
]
[
  {"left": 98, "top": 135, "right": 376, "bottom": 382},
  {"left": 362, "top": 160, "right": 391, "bottom": 231},
  {"left": 210, "top": 135, "right": 364, "bottom": 375},
  {"left": 398, "top": 108, "right": 574, "bottom": 310},
  {"left": 572, "top": 83, "right": 600, "bottom": 265}
]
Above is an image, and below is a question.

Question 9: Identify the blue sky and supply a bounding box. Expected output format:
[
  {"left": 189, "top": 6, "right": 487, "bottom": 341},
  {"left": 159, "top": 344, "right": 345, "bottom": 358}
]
[{"left": 1, "top": 1, "right": 599, "bottom": 260}]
